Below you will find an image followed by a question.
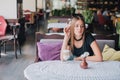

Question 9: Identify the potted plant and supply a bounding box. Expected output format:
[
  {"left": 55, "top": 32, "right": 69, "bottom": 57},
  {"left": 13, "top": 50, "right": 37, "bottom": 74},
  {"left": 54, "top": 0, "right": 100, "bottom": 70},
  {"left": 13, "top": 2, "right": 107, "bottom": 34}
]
[
  {"left": 82, "top": 9, "right": 94, "bottom": 33},
  {"left": 82, "top": 9, "right": 93, "bottom": 24}
]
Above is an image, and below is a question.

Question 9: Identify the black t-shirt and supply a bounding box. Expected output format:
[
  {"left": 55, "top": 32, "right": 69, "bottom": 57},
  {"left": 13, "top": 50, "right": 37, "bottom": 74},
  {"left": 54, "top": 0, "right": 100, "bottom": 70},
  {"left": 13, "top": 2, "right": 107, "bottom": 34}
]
[{"left": 73, "top": 33, "right": 95, "bottom": 57}]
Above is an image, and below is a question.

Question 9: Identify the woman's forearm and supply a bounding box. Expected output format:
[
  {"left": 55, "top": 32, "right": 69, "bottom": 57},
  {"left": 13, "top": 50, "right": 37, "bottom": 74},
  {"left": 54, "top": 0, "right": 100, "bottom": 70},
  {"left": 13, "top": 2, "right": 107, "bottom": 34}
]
[
  {"left": 60, "top": 36, "right": 70, "bottom": 60},
  {"left": 74, "top": 56, "right": 103, "bottom": 62},
  {"left": 86, "top": 56, "right": 103, "bottom": 62},
  {"left": 61, "top": 37, "right": 69, "bottom": 50}
]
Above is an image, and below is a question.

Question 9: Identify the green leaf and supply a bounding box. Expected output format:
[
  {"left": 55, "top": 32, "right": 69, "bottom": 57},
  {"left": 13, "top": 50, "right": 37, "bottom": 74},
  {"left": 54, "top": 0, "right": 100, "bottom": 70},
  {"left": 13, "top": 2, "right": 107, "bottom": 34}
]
[{"left": 82, "top": 9, "right": 93, "bottom": 24}]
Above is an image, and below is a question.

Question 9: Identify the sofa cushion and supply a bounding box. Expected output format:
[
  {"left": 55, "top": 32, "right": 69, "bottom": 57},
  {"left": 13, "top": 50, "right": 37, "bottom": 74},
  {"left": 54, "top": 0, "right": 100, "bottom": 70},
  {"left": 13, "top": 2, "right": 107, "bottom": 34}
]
[
  {"left": 40, "top": 39, "right": 63, "bottom": 43},
  {"left": 37, "top": 42, "right": 62, "bottom": 61},
  {"left": 96, "top": 40, "right": 115, "bottom": 51},
  {"left": 102, "top": 44, "right": 120, "bottom": 61}
]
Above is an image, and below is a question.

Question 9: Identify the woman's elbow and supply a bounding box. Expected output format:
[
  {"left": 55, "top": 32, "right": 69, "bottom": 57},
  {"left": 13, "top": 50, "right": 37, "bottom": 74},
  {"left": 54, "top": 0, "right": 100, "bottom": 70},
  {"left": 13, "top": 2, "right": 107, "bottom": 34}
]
[
  {"left": 60, "top": 56, "right": 63, "bottom": 61},
  {"left": 98, "top": 59, "right": 103, "bottom": 62},
  {"left": 97, "top": 57, "right": 103, "bottom": 62},
  {"left": 60, "top": 53, "right": 63, "bottom": 61}
]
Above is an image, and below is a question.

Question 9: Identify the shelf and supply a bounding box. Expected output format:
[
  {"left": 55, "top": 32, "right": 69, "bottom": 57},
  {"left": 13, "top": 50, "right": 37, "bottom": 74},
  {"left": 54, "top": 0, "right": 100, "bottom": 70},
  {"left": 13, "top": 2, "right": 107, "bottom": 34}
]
[
  {"left": 76, "top": 0, "right": 119, "bottom": 12},
  {"left": 87, "top": 0, "right": 119, "bottom": 11},
  {"left": 76, "top": 0, "right": 87, "bottom": 10}
]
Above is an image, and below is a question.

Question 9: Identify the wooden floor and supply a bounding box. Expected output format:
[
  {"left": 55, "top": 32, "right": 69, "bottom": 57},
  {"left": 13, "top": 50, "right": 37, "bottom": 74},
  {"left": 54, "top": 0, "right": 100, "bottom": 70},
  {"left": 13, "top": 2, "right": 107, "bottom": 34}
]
[{"left": 0, "top": 24, "right": 46, "bottom": 80}]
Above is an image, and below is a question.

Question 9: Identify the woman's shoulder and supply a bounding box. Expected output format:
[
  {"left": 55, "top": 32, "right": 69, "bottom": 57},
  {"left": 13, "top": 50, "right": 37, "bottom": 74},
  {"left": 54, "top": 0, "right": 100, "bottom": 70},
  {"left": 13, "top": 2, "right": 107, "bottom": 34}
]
[
  {"left": 85, "top": 32, "right": 95, "bottom": 41},
  {"left": 85, "top": 32, "right": 93, "bottom": 37}
]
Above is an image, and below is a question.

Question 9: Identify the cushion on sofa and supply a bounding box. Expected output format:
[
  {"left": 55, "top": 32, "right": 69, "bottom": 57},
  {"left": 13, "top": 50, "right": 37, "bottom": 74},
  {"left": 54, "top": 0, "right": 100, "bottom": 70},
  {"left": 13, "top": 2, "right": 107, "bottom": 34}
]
[
  {"left": 40, "top": 39, "right": 63, "bottom": 43},
  {"left": 37, "top": 42, "right": 62, "bottom": 61},
  {"left": 102, "top": 44, "right": 120, "bottom": 61},
  {"left": 96, "top": 40, "right": 115, "bottom": 51}
]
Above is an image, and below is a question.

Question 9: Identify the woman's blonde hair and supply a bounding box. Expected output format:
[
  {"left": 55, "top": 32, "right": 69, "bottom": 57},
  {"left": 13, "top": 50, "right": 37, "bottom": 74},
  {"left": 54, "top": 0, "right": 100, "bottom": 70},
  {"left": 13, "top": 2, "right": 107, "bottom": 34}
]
[{"left": 69, "top": 14, "right": 86, "bottom": 52}]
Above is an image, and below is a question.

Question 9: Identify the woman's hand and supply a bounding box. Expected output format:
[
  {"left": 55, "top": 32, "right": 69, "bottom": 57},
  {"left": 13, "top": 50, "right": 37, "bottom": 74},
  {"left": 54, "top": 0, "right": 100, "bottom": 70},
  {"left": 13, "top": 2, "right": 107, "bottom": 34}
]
[
  {"left": 74, "top": 57, "right": 82, "bottom": 61},
  {"left": 64, "top": 25, "right": 71, "bottom": 39}
]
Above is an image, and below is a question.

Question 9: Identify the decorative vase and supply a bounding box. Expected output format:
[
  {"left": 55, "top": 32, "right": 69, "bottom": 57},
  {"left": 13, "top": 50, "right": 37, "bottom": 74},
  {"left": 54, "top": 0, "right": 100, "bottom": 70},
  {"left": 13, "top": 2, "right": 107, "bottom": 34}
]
[{"left": 80, "top": 57, "right": 88, "bottom": 69}]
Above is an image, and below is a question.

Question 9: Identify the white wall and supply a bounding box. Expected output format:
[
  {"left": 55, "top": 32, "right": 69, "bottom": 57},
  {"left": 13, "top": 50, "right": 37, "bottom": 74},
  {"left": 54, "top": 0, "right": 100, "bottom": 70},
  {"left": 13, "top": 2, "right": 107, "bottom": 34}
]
[
  {"left": 37, "top": 0, "right": 43, "bottom": 9},
  {"left": 52, "top": 0, "right": 63, "bottom": 10},
  {"left": 52, "top": 0, "right": 77, "bottom": 10},
  {"left": 70, "top": 0, "right": 77, "bottom": 8},
  {"left": 23, "top": 0, "right": 36, "bottom": 12},
  {"left": 0, "top": 0, "right": 17, "bottom": 19}
]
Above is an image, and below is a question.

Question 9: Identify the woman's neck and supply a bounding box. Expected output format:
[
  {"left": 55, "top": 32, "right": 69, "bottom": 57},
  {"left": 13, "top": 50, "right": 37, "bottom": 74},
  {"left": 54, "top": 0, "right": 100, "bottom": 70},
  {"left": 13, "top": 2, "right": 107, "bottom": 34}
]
[{"left": 74, "top": 36, "right": 83, "bottom": 41}]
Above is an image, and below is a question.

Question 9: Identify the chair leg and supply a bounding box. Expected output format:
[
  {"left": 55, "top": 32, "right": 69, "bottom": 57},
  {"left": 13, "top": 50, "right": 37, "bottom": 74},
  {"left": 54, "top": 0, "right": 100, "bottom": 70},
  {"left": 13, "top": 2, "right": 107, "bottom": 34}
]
[
  {"left": 17, "top": 40, "right": 22, "bottom": 55},
  {"left": 14, "top": 39, "right": 17, "bottom": 59},
  {"left": 4, "top": 42, "right": 6, "bottom": 54},
  {"left": 19, "top": 45, "right": 22, "bottom": 55},
  {"left": 0, "top": 41, "right": 2, "bottom": 58},
  {"left": 0, "top": 45, "right": 1, "bottom": 58}
]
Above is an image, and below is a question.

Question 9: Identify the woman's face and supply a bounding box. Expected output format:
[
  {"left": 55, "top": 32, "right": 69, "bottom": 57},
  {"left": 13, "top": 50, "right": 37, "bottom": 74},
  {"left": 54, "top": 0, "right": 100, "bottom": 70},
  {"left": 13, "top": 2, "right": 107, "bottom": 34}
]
[{"left": 74, "top": 20, "right": 85, "bottom": 36}]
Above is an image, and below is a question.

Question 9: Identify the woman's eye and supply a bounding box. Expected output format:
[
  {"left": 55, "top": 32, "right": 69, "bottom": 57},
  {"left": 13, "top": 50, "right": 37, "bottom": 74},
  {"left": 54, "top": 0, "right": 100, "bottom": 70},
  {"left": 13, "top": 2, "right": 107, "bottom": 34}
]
[
  {"left": 75, "top": 25, "right": 79, "bottom": 28},
  {"left": 75, "top": 25, "right": 84, "bottom": 28},
  {"left": 80, "top": 25, "right": 84, "bottom": 28}
]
